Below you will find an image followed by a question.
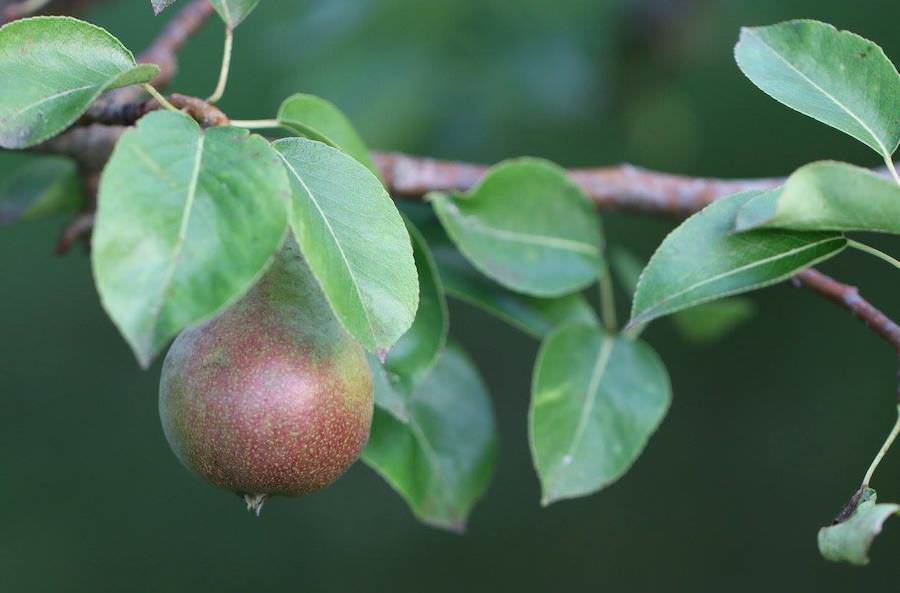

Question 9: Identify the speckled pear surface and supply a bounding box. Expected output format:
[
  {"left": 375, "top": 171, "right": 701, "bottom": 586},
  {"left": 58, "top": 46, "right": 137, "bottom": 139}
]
[{"left": 159, "top": 241, "right": 373, "bottom": 506}]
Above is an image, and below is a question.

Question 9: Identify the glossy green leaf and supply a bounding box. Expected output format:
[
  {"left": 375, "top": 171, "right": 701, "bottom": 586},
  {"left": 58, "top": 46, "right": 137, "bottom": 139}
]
[
  {"left": 277, "top": 93, "right": 378, "bottom": 175},
  {"left": 210, "top": 0, "right": 261, "bottom": 30},
  {"left": 0, "top": 157, "right": 81, "bottom": 225},
  {"left": 151, "top": 0, "right": 177, "bottom": 15},
  {"left": 92, "top": 111, "right": 290, "bottom": 368},
  {"left": 530, "top": 323, "right": 671, "bottom": 505},
  {"left": 416, "top": 214, "right": 595, "bottom": 338},
  {"left": 611, "top": 247, "right": 755, "bottom": 343},
  {"left": 735, "top": 20, "right": 900, "bottom": 158},
  {"left": 430, "top": 158, "right": 603, "bottom": 297},
  {"left": 435, "top": 243, "right": 595, "bottom": 339},
  {"left": 363, "top": 344, "right": 498, "bottom": 532},
  {"left": 368, "top": 354, "right": 410, "bottom": 423},
  {"left": 819, "top": 488, "right": 899, "bottom": 565},
  {"left": 0, "top": 17, "right": 159, "bottom": 149},
  {"left": 272, "top": 137, "right": 418, "bottom": 356},
  {"left": 629, "top": 191, "right": 846, "bottom": 328},
  {"left": 736, "top": 161, "right": 900, "bottom": 233},
  {"left": 384, "top": 219, "right": 448, "bottom": 388}
]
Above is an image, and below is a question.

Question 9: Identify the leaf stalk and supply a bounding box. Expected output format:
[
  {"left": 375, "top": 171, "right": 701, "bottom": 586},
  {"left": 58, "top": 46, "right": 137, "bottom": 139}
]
[{"left": 207, "top": 27, "right": 234, "bottom": 104}]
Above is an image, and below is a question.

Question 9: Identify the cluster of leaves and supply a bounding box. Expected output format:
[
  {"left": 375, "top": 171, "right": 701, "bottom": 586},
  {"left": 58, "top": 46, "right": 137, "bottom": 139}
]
[{"left": 1, "top": 2, "right": 899, "bottom": 562}]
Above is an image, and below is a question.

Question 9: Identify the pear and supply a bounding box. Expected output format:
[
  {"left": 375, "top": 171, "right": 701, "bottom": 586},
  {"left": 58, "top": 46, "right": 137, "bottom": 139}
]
[{"left": 159, "top": 241, "right": 373, "bottom": 515}]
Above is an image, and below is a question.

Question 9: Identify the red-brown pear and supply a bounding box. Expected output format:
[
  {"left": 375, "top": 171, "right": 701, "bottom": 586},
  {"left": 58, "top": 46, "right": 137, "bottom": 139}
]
[{"left": 159, "top": 241, "right": 373, "bottom": 514}]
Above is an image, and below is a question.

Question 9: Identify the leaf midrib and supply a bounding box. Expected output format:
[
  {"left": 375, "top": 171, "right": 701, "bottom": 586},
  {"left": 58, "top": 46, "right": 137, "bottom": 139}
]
[
  {"left": 144, "top": 130, "right": 205, "bottom": 355},
  {"left": 550, "top": 334, "right": 615, "bottom": 483},
  {"left": 634, "top": 235, "right": 842, "bottom": 321},
  {"left": 444, "top": 198, "right": 599, "bottom": 256},
  {"left": 746, "top": 28, "right": 888, "bottom": 156},
  {"left": 1, "top": 83, "right": 94, "bottom": 126},
  {"left": 277, "top": 152, "right": 378, "bottom": 345}
]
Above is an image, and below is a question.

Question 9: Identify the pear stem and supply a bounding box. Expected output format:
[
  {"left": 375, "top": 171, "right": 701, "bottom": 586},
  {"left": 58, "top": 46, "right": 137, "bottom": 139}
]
[{"left": 243, "top": 493, "right": 268, "bottom": 516}]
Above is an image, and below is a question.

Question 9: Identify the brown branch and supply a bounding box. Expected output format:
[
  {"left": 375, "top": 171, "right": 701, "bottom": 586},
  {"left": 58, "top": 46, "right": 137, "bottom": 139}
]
[
  {"left": 100, "top": 0, "right": 214, "bottom": 107},
  {"left": 0, "top": 0, "right": 95, "bottom": 25},
  {"left": 138, "top": 0, "right": 214, "bottom": 90},
  {"left": 29, "top": 120, "right": 900, "bottom": 352},
  {"left": 374, "top": 152, "right": 782, "bottom": 216},
  {"left": 81, "top": 93, "right": 228, "bottom": 128},
  {"left": 793, "top": 269, "right": 900, "bottom": 352}
]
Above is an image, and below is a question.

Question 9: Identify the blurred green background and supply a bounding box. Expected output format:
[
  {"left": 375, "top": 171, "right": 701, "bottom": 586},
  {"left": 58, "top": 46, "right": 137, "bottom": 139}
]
[{"left": 2, "top": 0, "right": 899, "bottom": 590}]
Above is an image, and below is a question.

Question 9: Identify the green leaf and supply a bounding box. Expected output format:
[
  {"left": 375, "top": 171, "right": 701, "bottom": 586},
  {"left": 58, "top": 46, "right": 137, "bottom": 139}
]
[
  {"left": 735, "top": 20, "right": 900, "bottom": 158},
  {"left": 210, "top": 0, "right": 261, "bottom": 30},
  {"left": 0, "top": 157, "right": 81, "bottom": 225},
  {"left": 530, "top": 323, "right": 671, "bottom": 505},
  {"left": 736, "top": 161, "right": 900, "bottom": 234},
  {"left": 416, "top": 215, "right": 595, "bottom": 338},
  {"left": 363, "top": 344, "right": 498, "bottom": 532},
  {"left": 384, "top": 219, "right": 448, "bottom": 388},
  {"left": 669, "top": 299, "right": 756, "bottom": 343},
  {"left": 436, "top": 243, "right": 595, "bottom": 339},
  {"left": 92, "top": 111, "right": 290, "bottom": 368},
  {"left": 272, "top": 137, "right": 418, "bottom": 356},
  {"left": 277, "top": 93, "right": 378, "bottom": 176},
  {"left": 151, "top": 0, "right": 177, "bottom": 15},
  {"left": 819, "top": 488, "right": 899, "bottom": 565},
  {"left": 0, "top": 17, "right": 160, "bottom": 149},
  {"left": 368, "top": 354, "right": 410, "bottom": 423},
  {"left": 611, "top": 247, "right": 755, "bottom": 343},
  {"left": 430, "top": 158, "right": 603, "bottom": 297},
  {"left": 629, "top": 191, "right": 846, "bottom": 328}
]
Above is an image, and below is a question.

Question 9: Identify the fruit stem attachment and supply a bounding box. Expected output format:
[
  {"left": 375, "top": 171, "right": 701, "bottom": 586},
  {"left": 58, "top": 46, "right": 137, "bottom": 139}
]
[
  {"left": 847, "top": 239, "right": 900, "bottom": 272},
  {"left": 243, "top": 493, "right": 268, "bottom": 517},
  {"left": 142, "top": 84, "right": 179, "bottom": 113},
  {"left": 207, "top": 27, "right": 234, "bottom": 104},
  {"left": 862, "top": 404, "right": 900, "bottom": 487}
]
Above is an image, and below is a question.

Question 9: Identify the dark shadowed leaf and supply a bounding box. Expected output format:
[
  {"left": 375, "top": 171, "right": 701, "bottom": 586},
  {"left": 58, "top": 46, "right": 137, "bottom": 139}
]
[
  {"left": 272, "top": 137, "right": 418, "bottom": 355},
  {"left": 384, "top": 219, "right": 448, "bottom": 388},
  {"left": 92, "top": 111, "right": 290, "bottom": 368},
  {"left": 210, "top": 0, "right": 261, "bottom": 30},
  {"left": 736, "top": 161, "right": 900, "bottom": 234},
  {"left": 819, "top": 488, "right": 899, "bottom": 565},
  {"left": 629, "top": 191, "right": 846, "bottom": 328},
  {"left": 0, "top": 157, "right": 81, "bottom": 225},
  {"left": 417, "top": 214, "right": 595, "bottom": 338},
  {"left": 363, "top": 344, "right": 497, "bottom": 532},
  {"left": 0, "top": 17, "right": 159, "bottom": 148},
  {"left": 735, "top": 20, "right": 900, "bottom": 159},
  {"left": 530, "top": 323, "right": 670, "bottom": 504},
  {"left": 430, "top": 158, "right": 603, "bottom": 297},
  {"left": 434, "top": 244, "right": 595, "bottom": 339},
  {"left": 277, "top": 93, "right": 377, "bottom": 175}
]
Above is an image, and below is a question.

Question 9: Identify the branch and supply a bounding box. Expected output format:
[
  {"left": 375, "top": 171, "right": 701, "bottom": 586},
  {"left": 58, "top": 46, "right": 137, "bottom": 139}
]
[
  {"left": 793, "top": 269, "right": 900, "bottom": 353},
  {"left": 138, "top": 0, "right": 214, "bottom": 91},
  {"left": 373, "top": 152, "right": 782, "bottom": 216},
  {"left": 100, "top": 0, "right": 214, "bottom": 107},
  {"left": 28, "top": 120, "right": 900, "bottom": 353}
]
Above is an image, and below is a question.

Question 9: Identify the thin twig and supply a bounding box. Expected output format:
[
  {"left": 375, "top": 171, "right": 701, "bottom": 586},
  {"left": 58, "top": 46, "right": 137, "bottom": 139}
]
[{"left": 793, "top": 269, "right": 900, "bottom": 352}]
